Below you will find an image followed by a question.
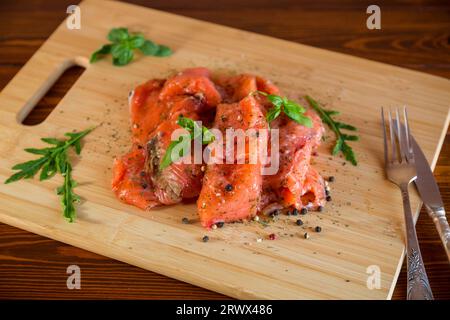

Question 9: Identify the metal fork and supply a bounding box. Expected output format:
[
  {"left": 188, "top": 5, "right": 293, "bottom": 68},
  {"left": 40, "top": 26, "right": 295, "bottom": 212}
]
[{"left": 381, "top": 107, "right": 434, "bottom": 300}]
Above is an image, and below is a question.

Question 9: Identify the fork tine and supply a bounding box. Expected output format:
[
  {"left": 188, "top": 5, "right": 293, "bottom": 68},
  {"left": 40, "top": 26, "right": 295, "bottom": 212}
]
[
  {"left": 388, "top": 109, "right": 397, "bottom": 163},
  {"left": 403, "top": 106, "right": 414, "bottom": 161},
  {"left": 395, "top": 108, "right": 405, "bottom": 163},
  {"left": 381, "top": 107, "right": 389, "bottom": 164}
]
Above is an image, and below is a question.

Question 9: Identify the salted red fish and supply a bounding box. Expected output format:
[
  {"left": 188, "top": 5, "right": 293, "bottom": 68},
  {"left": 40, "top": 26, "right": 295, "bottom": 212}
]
[
  {"left": 112, "top": 68, "right": 222, "bottom": 209},
  {"left": 112, "top": 67, "right": 326, "bottom": 226},
  {"left": 197, "top": 96, "right": 267, "bottom": 227}
]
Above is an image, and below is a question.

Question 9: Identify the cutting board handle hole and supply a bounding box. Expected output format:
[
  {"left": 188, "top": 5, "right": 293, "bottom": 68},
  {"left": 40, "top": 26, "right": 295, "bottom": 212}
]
[{"left": 20, "top": 63, "right": 85, "bottom": 125}]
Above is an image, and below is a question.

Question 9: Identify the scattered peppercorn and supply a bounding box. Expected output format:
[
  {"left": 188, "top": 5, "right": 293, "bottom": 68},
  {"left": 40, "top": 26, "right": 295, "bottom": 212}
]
[
  {"left": 315, "top": 226, "right": 322, "bottom": 232},
  {"left": 325, "top": 189, "right": 331, "bottom": 196},
  {"left": 328, "top": 176, "right": 335, "bottom": 182},
  {"left": 326, "top": 195, "right": 332, "bottom": 202},
  {"left": 317, "top": 206, "right": 324, "bottom": 212},
  {"left": 270, "top": 209, "right": 280, "bottom": 218},
  {"left": 296, "top": 219, "right": 303, "bottom": 226},
  {"left": 140, "top": 171, "right": 146, "bottom": 177},
  {"left": 216, "top": 221, "right": 224, "bottom": 228},
  {"left": 292, "top": 208, "right": 299, "bottom": 216},
  {"left": 268, "top": 233, "right": 276, "bottom": 240},
  {"left": 300, "top": 208, "right": 308, "bottom": 215},
  {"left": 181, "top": 217, "right": 189, "bottom": 224},
  {"left": 303, "top": 232, "right": 310, "bottom": 239},
  {"left": 225, "top": 184, "right": 233, "bottom": 192},
  {"left": 202, "top": 235, "right": 209, "bottom": 242},
  {"left": 141, "top": 183, "right": 148, "bottom": 189}
]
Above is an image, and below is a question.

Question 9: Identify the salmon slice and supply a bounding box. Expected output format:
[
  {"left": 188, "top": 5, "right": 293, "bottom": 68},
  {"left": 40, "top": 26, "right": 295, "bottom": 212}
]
[
  {"left": 112, "top": 147, "right": 159, "bottom": 210},
  {"left": 262, "top": 110, "right": 326, "bottom": 210},
  {"left": 159, "top": 68, "right": 222, "bottom": 107},
  {"left": 215, "top": 74, "right": 280, "bottom": 103},
  {"left": 129, "top": 79, "right": 166, "bottom": 146},
  {"left": 197, "top": 96, "right": 267, "bottom": 227}
]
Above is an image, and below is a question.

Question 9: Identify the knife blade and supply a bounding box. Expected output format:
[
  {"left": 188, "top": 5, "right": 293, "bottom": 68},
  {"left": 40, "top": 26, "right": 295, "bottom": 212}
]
[{"left": 411, "top": 135, "right": 450, "bottom": 261}]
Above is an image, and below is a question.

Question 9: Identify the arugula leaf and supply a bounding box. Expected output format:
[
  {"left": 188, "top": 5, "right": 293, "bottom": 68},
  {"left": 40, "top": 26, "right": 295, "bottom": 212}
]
[
  {"left": 5, "top": 127, "right": 95, "bottom": 221},
  {"left": 58, "top": 163, "right": 81, "bottom": 223},
  {"left": 253, "top": 91, "right": 312, "bottom": 128},
  {"left": 306, "top": 95, "right": 359, "bottom": 165},
  {"left": 159, "top": 116, "right": 215, "bottom": 170},
  {"left": 90, "top": 27, "right": 173, "bottom": 66}
]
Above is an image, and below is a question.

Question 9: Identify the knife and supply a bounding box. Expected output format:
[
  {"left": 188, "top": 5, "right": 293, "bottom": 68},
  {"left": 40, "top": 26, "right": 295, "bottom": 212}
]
[{"left": 411, "top": 136, "right": 450, "bottom": 261}]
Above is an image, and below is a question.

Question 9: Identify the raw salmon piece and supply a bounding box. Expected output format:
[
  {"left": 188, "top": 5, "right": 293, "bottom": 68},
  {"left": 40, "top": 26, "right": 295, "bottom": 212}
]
[
  {"left": 146, "top": 115, "right": 204, "bottom": 205},
  {"left": 129, "top": 79, "right": 166, "bottom": 146},
  {"left": 112, "top": 147, "right": 160, "bottom": 210},
  {"left": 197, "top": 96, "right": 267, "bottom": 227},
  {"left": 262, "top": 110, "right": 325, "bottom": 210},
  {"left": 159, "top": 68, "right": 222, "bottom": 107},
  {"left": 215, "top": 74, "right": 280, "bottom": 103}
]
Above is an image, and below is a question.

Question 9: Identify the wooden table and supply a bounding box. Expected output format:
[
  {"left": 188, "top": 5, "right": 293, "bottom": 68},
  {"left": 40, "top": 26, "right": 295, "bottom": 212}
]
[{"left": 0, "top": 0, "right": 448, "bottom": 299}]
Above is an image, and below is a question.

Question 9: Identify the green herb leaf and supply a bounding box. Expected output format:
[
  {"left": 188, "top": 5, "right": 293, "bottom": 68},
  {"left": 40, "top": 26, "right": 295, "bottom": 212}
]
[
  {"left": 5, "top": 127, "right": 95, "bottom": 221},
  {"left": 139, "top": 40, "right": 159, "bottom": 56},
  {"left": 284, "top": 102, "right": 312, "bottom": 127},
  {"left": 128, "top": 34, "right": 145, "bottom": 49},
  {"left": 108, "top": 27, "right": 129, "bottom": 43},
  {"left": 253, "top": 91, "right": 312, "bottom": 128},
  {"left": 90, "top": 44, "right": 112, "bottom": 63},
  {"left": 266, "top": 105, "right": 281, "bottom": 124},
  {"left": 154, "top": 45, "right": 173, "bottom": 57},
  {"left": 160, "top": 116, "right": 215, "bottom": 170},
  {"left": 159, "top": 134, "right": 191, "bottom": 170},
  {"left": 90, "top": 27, "right": 173, "bottom": 66},
  {"left": 41, "top": 137, "right": 63, "bottom": 145},
  {"left": 306, "top": 95, "right": 359, "bottom": 165},
  {"left": 113, "top": 49, "right": 134, "bottom": 66}
]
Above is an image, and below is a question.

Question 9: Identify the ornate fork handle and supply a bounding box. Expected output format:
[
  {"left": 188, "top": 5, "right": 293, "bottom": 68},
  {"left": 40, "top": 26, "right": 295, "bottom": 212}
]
[
  {"left": 400, "top": 184, "right": 434, "bottom": 300},
  {"left": 424, "top": 205, "right": 450, "bottom": 262}
]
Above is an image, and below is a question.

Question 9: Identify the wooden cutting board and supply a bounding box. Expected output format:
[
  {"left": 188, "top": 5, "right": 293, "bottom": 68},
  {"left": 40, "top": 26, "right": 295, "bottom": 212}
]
[{"left": 0, "top": 0, "right": 448, "bottom": 299}]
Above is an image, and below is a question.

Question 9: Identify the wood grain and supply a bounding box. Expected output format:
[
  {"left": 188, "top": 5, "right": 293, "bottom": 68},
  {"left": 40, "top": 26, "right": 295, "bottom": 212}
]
[{"left": 0, "top": 2, "right": 449, "bottom": 298}]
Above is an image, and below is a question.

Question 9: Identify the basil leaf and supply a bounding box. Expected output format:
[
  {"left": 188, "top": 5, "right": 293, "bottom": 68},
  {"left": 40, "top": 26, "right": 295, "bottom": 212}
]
[
  {"left": 111, "top": 43, "right": 130, "bottom": 58},
  {"left": 113, "top": 50, "right": 134, "bottom": 66},
  {"left": 154, "top": 45, "right": 173, "bottom": 57},
  {"left": 139, "top": 40, "right": 159, "bottom": 55},
  {"left": 159, "top": 134, "right": 191, "bottom": 170},
  {"left": 284, "top": 103, "right": 312, "bottom": 128},
  {"left": 128, "top": 34, "right": 145, "bottom": 49},
  {"left": 108, "top": 27, "right": 129, "bottom": 43},
  {"left": 266, "top": 106, "right": 281, "bottom": 124},
  {"left": 90, "top": 44, "right": 112, "bottom": 63}
]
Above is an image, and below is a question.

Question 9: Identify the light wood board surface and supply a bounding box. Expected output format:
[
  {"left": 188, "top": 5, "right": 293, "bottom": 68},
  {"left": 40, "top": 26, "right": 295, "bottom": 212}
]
[{"left": 0, "top": 0, "right": 449, "bottom": 299}]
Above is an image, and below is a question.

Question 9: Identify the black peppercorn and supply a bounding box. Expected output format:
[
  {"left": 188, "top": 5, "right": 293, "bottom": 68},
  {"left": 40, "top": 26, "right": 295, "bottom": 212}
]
[
  {"left": 328, "top": 176, "right": 335, "bottom": 182},
  {"left": 216, "top": 221, "right": 224, "bottom": 228},
  {"left": 225, "top": 184, "right": 233, "bottom": 192},
  {"left": 300, "top": 208, "right": 308, "bottom": 215},
  {"left": 292, "top": 208, "right": 299, "bottom": 216},
  {"left": 182, "top": 217, "right": 189, "bottom": 224},
  {"left": 317, "top": 206, "right": 324, "bottom": 212},
  {"left": 202, "top": 235, "right": 209, "bottom": 242},
  {"left": 296, "top": 219, "right": 303, "bottom": 226},
  {"left": 326, "top": 195, "right": 332, "bottom": 202},
  {"left": 315, "top": 226, "right": 322, "bottom": 233}
]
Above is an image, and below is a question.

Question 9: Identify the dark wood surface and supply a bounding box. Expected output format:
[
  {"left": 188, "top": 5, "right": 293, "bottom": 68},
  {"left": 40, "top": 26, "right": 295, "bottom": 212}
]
[{"left": 0, "top": 0, "right": 449, "bottom": 299}]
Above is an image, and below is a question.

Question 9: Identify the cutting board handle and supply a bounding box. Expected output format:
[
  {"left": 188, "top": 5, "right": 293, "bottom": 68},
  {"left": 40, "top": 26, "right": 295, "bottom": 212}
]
[{"left": 0, "top": 51, "right": 87, "bottom": 124}]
